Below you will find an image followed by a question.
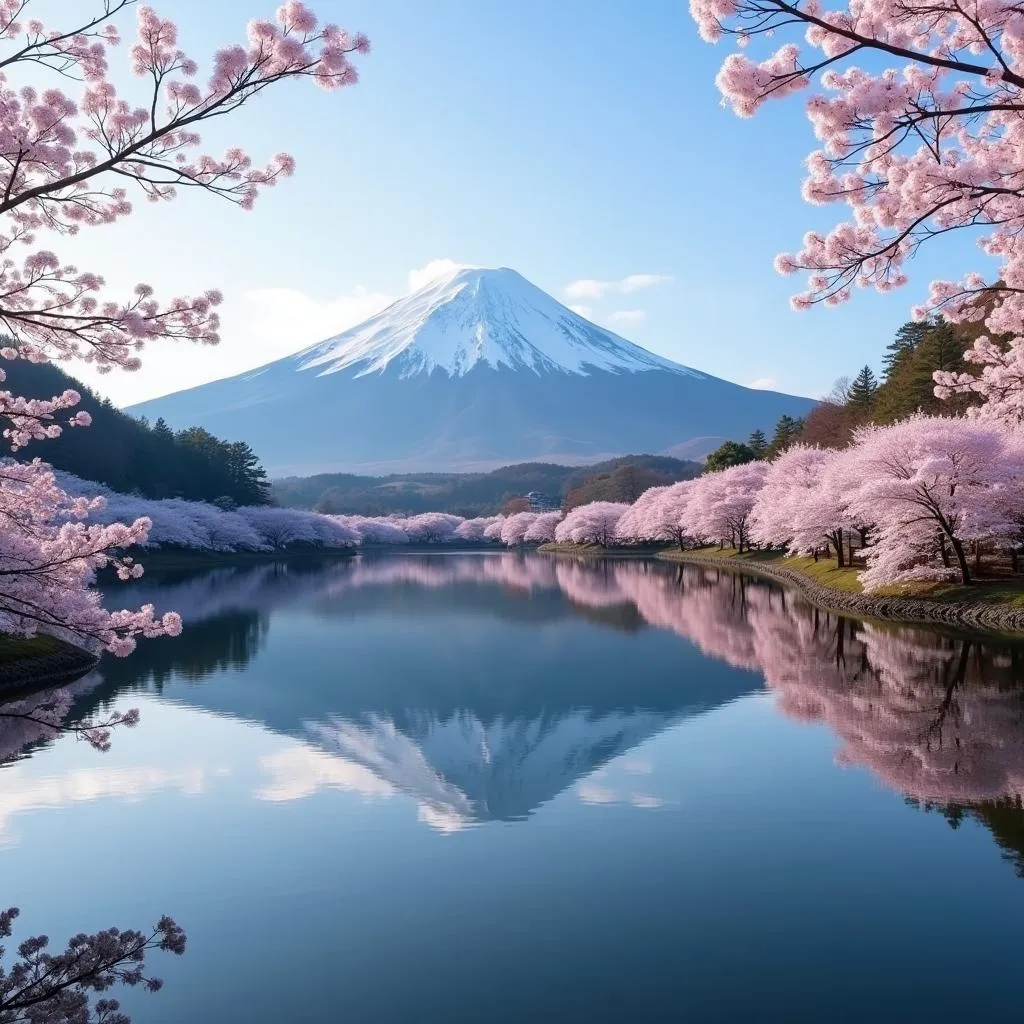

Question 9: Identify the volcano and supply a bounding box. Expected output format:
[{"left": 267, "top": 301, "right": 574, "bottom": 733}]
[{"left": 127, "top": 267, "right": 815, "bottom": 475}]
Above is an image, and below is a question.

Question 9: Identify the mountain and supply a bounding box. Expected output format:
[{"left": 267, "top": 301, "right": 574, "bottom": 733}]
[{"left": 127, "top": 267, "right": 816, "bottom": 476}]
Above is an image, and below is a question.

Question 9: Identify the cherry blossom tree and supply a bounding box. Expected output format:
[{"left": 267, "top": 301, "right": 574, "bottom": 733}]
[
  {"left": 0, "top": 0, "right": 367, "bottom": 655},
  {"left": 614, "top": 485, "right": 670, "bottom": 544},
  {"left": 398, "top": 513, "right": 462, "bottom": 544},
  {"left": 482, "top": 517, "right": 506, "bottom": 542},
  {"left": 523, "top": 510, "right": 562, "bottom": 544},
  {"left": 687, "top": 462, "right": 768, "bottom": 551},
  {"left": 647, "top": 481, "right": 698, "bottom": 550},
  {"left": 554, "top": 502, "right": 629, "bottom": 546},
  {"left": 499, "top": 511, "right": 538, "bottom": 546},
  {"left": 690, "top": 0, "right": 1024, "bottom": 337},
  {"left": 750, "top": 444, "right": 860, "bottom": 566},
  {"left": 845, "top": 415, "right": 1021, "bottom": 587},
  {"left": 454, "top": 516, "right": 502, "bottom": 543},
  {"left": 934, "top": 336, "right": 1024, "bottom": 425}
]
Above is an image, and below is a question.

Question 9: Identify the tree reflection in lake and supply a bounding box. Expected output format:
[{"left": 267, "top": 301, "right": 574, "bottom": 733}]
[{"left": 8, "top": 553, "right": 1024, "bottom": 855}]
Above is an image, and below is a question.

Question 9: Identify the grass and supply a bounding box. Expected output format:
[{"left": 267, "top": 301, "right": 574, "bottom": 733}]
[
  {"left": 0, "top": 633, "right": 63, "bottom": 666},
  {"left": 660, "top": 545, "right": 1024, "bottom": 606}
]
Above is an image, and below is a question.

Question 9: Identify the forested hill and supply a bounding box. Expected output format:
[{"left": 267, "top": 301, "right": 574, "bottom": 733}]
[
  {"left": 1, "top": 359, "right": 271, "bottom": 505},
  {"left": 273, "top": 455, "right": 702, "bottom": 516},
  {"left": 700, "top": 317, "right": 991, "bottom": 467}
]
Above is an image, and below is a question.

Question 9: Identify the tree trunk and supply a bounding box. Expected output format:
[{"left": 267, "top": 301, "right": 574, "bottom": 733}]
[
  {"left": 1012, "top": 548, "right": 1019, "bottom": 575},
  {"left": 848, "top": 535, "right": 856, "bottom": 566},
  {"left": 973, "top": 541, "right": 982, "bottom": 576},
  {"left": 950, "top": 537, "right": 972, "bottom": 584},
  {"left": 829, "top": 530, "right": 845, "bottom": 568},
  {"left": 938, "top": 533, "right": 951, "bottom": 568}
]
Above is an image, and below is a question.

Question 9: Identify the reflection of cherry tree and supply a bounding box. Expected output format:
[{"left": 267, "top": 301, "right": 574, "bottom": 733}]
[
  {"left": 540, "top": 557, "right": 1024, "bottom": 810},
  {"left": 0, "top": 678, "right": 185, "bottom": 1022}
]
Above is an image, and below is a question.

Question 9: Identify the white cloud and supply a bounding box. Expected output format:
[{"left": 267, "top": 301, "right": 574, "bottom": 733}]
[
  {"left": 565, "top": 278, "right": 611, "bottom": 300},
  {"left": 608, "top": 309, "right": 646, "bottom": 326},
  {"left": 579, "top": 783, "right": 618, "bottom": 805},
  {"left": 407, "top": 258, "right": 474, "bottom": 293},
  {"left": 620, "top": 273, "right": 672, "bottom": 293},
  {"left": 232, "top": 285, "right": 395, "bottom": 356},
  {"left": 256, "top": 746, "right": 395, "bottom": 803},
  {"left": 568, "top": 304, "right": 593, "bottom": 319},
  {"left": 0, "top": 764, "right": 211, "bottom": 845},
  {"left": 750, "top": 377, "right": 778, "bottom": 390},
  {"left": 630, "top": 793, "right": 666, "bottom": 809},
  {"left": 564, "top": 273, "right": 672, "bottom": 301}
]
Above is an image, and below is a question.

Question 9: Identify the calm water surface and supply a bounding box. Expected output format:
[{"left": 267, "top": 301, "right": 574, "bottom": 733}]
[{"left": 2, "top": 552, "right": 1024, "bottom": 1022}]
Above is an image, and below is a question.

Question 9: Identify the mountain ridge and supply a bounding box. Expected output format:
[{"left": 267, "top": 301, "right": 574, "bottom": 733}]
[{"left": 128, "top": 267, "right": 816, "bottom": 475}]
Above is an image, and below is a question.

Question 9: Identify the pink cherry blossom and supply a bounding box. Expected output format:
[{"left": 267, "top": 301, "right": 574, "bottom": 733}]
[
  {"left": 691, "top": 0, "right": 1024, "bottom": 337},
  {"left": 0, "top": 1, "right": 367, "bottom": 655}
]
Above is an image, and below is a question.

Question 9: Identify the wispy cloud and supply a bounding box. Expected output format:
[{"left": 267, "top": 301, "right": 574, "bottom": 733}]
[
  {"left": 564, "top": 273, "right": 672, "bottom": 300},
  {"left": 608, "top": 309, "right": 646, "bottom": 326},
  {"left": 750, "top": 377, "right": 778, "bottom": 390},
  {"left": 620, "top": 273, "right": 672, "bottom": 293},
  {"left": 568, "top": 304, "right": 593, "bottom": 319}
]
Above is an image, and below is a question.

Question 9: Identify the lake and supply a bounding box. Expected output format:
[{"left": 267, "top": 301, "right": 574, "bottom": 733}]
[{"left": 2, "top": 552, "right": 1023, "bottom": 1023}]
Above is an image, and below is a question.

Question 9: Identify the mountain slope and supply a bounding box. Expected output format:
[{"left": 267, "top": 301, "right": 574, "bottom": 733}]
[{"left": 128, "top": 267, "right": 816, "bottom": 475}]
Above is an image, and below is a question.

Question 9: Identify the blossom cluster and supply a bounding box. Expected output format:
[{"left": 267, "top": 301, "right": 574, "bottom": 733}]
[
  {"left": 691, "top": 0, "right": 1024, "bottom": 336},
  {"left": 604, "top": 414, "right": 1024, "bottom": 590}
]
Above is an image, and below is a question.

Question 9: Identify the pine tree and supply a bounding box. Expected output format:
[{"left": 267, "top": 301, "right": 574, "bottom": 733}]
[
  {"left": 747, "top": 430, "right": 768, "bottom": 459},
  {"left": 847, "top": 365, "right": 878, "bottom": 412},
  {"left": 153, "top": 417, "right": 174, "bottom": 442},
  {"left": 767, "top": 414, "right": 802, "bottom": 458},
  {"left": 882, "top": 321, "right": 931, "bottom": 380}
]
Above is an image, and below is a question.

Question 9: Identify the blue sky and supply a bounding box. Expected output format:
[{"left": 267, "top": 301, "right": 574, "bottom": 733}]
[{"left": 67, "top": 0, "right": 984, "bottom": 405}]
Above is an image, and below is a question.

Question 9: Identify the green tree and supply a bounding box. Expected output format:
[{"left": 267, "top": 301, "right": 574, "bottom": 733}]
[
  {"left": 874, "top": 320, "right": 971, "bottom": 423},
  {"left": 882, "top": 320, "right": 932, "bottom": 380},
  {"left": 847, "top": 365, "right": 879, "bottom": 412},
  {"left": 705, "top": 440, "right": 757, "bottom": 472},
  {"left": 767, "top": 415, "right": 803, "bottom": 458},
  {"left": 747, "top": 429, "right": 769, "bottom": 459}
]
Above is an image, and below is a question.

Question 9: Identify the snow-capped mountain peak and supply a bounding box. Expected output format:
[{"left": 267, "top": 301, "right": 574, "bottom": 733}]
[{"left": 293, "top": 266, "right": 700, "bottom": 379}]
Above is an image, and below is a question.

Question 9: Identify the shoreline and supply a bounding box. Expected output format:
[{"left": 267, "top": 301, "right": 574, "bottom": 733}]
[
  {"left": 0, "top": 635, "right": 98, "bottom": 698},
  {"left": 661, "top": 550, "right": 1024, "bottom": 636},
  {"left": 538, "top": 543, "right": 1024, "bottom": 636}
]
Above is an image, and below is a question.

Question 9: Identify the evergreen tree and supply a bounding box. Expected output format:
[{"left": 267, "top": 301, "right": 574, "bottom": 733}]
[
  {"left": 705, "top": 440, "right": 757, "bottom": 472},
  {"left": 767, "top": 415, "right": 802, "bottom": 457},
  {"left": 153, "top": 417, "right": 174, "bottom": 442},
  {"left": 874, "top": 320, "right": 972, "bottom": 423},
  {"left": 847, "top": 365, "right": 879, "bottom": 412},
  {"left": 747, "top": 429, "right": 769, "bottom": 459},
  {"left": 0, "top": 358, "right": 274, "bottom": 504},
  {"left": 882, "top": 321, "right": 932, "bottom": 380}
]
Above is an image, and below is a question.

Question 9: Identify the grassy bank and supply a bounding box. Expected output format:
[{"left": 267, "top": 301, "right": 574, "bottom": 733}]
[
  {"left": 0, "top": 633, "right": 97, "bottom": 696},
  {"left": 659, "top": 546, "right": 1024, "bottom": 608}
]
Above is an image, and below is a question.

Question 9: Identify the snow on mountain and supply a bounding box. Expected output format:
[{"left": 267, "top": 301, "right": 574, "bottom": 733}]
[
  {"left": 294, "top": 266, "right": 699, "bottom": 379},
  {"left": 127, "top": 266, "right": 816, "bottom": 476}
]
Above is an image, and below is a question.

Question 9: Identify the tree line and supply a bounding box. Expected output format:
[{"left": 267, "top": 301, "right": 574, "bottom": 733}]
[
  {"left": 704, "top": 317, "right": 986, "bottom": 470},
  {"left": 2, "top": 358, "right": 271, "bottom": 507}
]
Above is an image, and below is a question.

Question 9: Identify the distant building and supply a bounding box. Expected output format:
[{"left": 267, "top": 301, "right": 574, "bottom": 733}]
[{"left": 527, "top": 491, "right": 560, "bottom": 512}]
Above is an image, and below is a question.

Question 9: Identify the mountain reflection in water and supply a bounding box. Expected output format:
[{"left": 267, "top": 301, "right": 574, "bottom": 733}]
[{"left": 6, "top": 553, "right": 1023, "bottom": 854}]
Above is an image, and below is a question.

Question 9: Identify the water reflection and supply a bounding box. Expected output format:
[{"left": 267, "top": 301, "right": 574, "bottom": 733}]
[{"left": 7, "top": 554, "right": 1024, "bottom": 843}]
